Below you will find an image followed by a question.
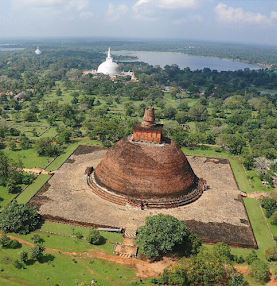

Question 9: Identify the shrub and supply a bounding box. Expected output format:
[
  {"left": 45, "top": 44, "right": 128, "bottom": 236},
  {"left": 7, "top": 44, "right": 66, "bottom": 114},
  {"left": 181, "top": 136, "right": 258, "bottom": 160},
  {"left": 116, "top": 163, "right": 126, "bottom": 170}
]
[
  {"left": 21, "top": 173, "right": 35, "bottom": 185},
  {"left": 265, "top": 247, "right": 277, "bottom": 261},
  {"left": 31, "top": 234, "right": 44, "bottom": 245},
  {"left": 20, "top": 251, "right": 29, "bottom": 264},
  {"left": 30, "top": 244, "right": 45, "bottom": 263},
  {"left": 213, "top": 243, "right": 233, "bottom": 262},
  {"left": 245, "top": 250, "right": 258, "bottom": 265},
  {"left": 0, "top": 234, "right": 21, "bottom": 249},
  {"left": 0, "top": 201, "right": 42, "bottom": 234},
  {"left": 229, "top": 272, "right": 247, "bottom": 286},
  {"left": 87, "top": 228, "right": 104, "bottom": 245},
  {"left": 260, "top": 197, "right": 277, "bottom": 218},
  {"left": 250, "top": 259, "right": 270, "bottom": 283},
  {"left": 162, "top": 267, "right": 189, "bottom": 286},
  {"left": 13, "top": 259, "right": 23, "bottom": 269},
  {"left": 270, "top": 211, "right": 277, "bottom": 225}
]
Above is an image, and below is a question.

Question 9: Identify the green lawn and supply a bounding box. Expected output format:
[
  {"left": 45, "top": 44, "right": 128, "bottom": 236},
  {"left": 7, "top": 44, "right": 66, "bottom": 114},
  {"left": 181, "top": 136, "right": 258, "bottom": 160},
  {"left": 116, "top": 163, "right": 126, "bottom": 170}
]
[
  {"left": 12, "top": 222, "right": 123, "bottom": 255},
  {"left": 4, "top": 148, "right": 52, "bottom": 169},
  {"left": 244, "top": 198, "right": 275, "bottom": 257},
  {"left": 0, "top": 246, "right": 138, "bottom": 286},
  {"left": 0, "top": 186, "right": 17, "bottom": 210},
  {"left": 16, "top": 175, "right": 51, "bottom": 204}
]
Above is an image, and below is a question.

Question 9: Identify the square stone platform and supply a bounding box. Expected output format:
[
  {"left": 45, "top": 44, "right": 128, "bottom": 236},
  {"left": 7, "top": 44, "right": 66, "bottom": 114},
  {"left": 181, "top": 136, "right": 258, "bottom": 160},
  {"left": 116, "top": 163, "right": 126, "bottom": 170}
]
[{"left": 31, "top": 145, "right": 257, "bottom": 248}]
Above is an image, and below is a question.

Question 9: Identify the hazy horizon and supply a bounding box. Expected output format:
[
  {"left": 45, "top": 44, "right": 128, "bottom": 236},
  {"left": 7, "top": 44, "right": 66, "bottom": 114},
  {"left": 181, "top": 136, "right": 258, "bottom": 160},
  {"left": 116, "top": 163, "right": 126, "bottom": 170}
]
[{"left": 0, "top": 1, "right": 277, "bottom": 45}]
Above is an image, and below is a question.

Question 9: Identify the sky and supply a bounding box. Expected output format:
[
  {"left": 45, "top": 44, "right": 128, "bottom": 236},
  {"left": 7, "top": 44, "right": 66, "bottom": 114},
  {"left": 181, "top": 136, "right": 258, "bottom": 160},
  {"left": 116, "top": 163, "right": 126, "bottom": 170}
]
[{"left": 0, "top": 0, "right": 277, "bottom": 45}]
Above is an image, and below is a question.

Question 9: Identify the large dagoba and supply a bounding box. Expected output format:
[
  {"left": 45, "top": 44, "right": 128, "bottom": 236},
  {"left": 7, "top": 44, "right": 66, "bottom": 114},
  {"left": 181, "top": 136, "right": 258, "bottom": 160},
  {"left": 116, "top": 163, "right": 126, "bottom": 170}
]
[
  {"left": 89, "top": 108, "right": 204, "bottom": 208},
  {"left": 97, "top": 47, "right": 119, "bottom": 76}
]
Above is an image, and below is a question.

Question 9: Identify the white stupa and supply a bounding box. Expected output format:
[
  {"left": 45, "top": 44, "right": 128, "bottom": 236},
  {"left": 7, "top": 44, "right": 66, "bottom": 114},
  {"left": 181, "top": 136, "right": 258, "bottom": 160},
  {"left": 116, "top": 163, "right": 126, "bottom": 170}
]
[
  {"left": 35, "top": 47, "right": 42, "bottom": 55},
  {"left": 97, "top": 48, "right": 119, "bottom": 76}
]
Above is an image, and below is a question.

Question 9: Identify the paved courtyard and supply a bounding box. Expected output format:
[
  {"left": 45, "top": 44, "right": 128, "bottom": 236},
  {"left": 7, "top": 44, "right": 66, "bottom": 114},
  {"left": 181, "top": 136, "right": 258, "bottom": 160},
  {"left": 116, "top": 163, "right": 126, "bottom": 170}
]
[{"left": 32, "top": 146, "right": 256, "bottom": 247}]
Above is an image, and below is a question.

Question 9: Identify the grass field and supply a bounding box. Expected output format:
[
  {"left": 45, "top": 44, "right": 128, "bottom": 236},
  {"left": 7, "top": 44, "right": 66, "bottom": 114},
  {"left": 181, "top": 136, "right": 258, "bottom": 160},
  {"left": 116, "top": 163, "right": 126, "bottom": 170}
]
[
  {"left": 16, "top": 175, "right": 51, "bottom": 204},
  {"left": 0, "top": 247, "right": 138, "bottom": 286},
  {"left": 11, "top": 222, "right": 123, "bottom": 254},
  {"left": 3, "top": 148, "right": 52, "bottom": 169}
]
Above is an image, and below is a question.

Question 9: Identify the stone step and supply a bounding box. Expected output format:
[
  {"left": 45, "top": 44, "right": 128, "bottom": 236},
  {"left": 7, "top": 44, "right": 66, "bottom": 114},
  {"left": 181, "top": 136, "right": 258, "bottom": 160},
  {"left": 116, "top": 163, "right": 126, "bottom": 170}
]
[{"left": 124, "top": 229, "right": 137, "bottom": 239}]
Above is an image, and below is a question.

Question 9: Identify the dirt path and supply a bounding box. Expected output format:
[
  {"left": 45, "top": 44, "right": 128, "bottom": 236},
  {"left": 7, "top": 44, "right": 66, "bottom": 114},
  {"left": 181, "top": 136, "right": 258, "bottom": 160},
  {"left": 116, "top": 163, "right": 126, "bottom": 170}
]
[
  {"left": 246, "top": 192, "right": 270, "bottom": 199},
  {"left": 8, "top": 235, "right": 175, "bottom": 278},
  {"left": 22, "top": 168, "right": 52, "bottom": 175}
]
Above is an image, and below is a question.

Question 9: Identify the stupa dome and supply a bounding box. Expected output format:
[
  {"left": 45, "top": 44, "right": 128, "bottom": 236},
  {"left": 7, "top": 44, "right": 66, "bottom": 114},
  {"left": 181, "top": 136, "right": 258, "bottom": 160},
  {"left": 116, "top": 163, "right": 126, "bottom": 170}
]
[
  {"left": 89, "top": 108, "right": 203, "bottom": 208},
  {"left": 97, "top": 48, "right": 119, "bottom": 76},
  {"left": 35, "top": 47, "right": 41, "bottom": 55}
]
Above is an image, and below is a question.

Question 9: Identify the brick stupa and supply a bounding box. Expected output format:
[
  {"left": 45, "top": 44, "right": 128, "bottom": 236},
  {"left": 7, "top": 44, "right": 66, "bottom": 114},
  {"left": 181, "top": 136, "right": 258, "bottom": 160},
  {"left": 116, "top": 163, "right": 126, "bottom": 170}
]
[{"left": 89, "top": 108, "right": 204, "bottom": 208}]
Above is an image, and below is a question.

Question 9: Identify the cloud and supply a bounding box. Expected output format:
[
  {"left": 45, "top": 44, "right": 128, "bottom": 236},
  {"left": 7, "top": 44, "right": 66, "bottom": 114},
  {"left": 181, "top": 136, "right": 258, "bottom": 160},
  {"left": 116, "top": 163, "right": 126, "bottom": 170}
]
[
  {"left": 173, "top": 14, "right": 203, "bottom": 25},
  {"left": 134, "top": 0, "right": 199, "bottom": 10},
  {"left": 271, "top": 11, "right": 277, "bottom": 20},
  {"left": 13, "top": 0, "right": 89, "bottom": 12},
  {"left": 106, "top": 3, "right": 128, "bottom": 22},
  {"left": 133, "top": 0, "right": 200, "bottom": 20},
  {"left": 215, "top": 3, "right": 276, "bottom": 25}
]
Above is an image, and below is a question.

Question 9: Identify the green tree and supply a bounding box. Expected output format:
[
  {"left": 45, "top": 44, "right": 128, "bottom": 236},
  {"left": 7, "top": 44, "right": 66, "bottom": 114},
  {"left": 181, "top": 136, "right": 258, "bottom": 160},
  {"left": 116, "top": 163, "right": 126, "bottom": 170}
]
[
  {"left": 35, "top": 137, "right": 62, "bottom": 157},
  {"left": 87, "top": 228, "right": 104, "bottom": 245},
  {"left": 20, "top": 251, "right": 29, "bottom": 264},
  {"left": 137, "top": 214, "right": 200, "bottom": 260},
  {"left": 0, "top": 201, "right": 41, "bottom": 234},
  {"left": 250, "top": 259, "right": 270, "bottom": 283},
  {"left": 0, "top": 152, "right": 10, "bottom": 185},
  {"left": 185, "top": 247, "right": 234, "bottom": 286},
  {"left": 56, "top": 88, "right": 62, "bottom": 97},
  {"left": 30, "top": 244, "right": 45, "bottom": 263},
  {"left": 188, "top": 104, "right": 208, "bottom": 121},
  {"left": 162, "top": 267, "right": 189, "bottom": 286}
]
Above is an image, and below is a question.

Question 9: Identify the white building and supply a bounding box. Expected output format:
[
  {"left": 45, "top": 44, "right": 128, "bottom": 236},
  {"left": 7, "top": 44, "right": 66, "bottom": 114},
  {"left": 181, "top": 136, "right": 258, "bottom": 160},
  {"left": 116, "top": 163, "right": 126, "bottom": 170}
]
[
  {"left": 35, "top": 47, "right": 41, "bottom": 55},
  {"left": 83, "top": 48, "right": 137, "bottom": 81},
  {"left": 97, "top": 48, "right": 119, "bottom": 76}
]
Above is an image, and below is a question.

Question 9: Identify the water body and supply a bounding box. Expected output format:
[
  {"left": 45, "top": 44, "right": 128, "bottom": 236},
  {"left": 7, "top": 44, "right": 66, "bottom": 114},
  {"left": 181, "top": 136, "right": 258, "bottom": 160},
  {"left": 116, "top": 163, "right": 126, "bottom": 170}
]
[
  {"left": 114, "top": 50, "right": 261, "bottom": 71},
  {"left": 0, "top": 48, "right": 24, "bottom": 52}
]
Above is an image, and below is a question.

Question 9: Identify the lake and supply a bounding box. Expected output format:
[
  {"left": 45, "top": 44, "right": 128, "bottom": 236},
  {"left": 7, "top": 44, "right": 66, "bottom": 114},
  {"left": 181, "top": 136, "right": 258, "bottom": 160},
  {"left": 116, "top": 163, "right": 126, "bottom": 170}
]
[{"left": 113, "top": 50, "right": 261, "bottom": 71}]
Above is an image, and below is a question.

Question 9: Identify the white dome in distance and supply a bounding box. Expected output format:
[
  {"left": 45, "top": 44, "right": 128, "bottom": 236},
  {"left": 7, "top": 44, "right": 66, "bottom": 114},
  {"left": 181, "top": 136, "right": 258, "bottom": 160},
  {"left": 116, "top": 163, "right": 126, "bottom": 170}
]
[
  {"left": 35, "top": 47, "right": 41, "bottom": 55},
  {"left": 97, "top": 48, "right": 119, "bottom": 76}
]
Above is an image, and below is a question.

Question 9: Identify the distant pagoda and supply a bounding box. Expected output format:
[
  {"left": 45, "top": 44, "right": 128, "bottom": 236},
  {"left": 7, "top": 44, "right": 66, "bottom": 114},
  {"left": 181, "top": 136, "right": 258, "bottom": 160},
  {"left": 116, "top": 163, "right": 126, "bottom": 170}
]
[{"left": 88, "top": 108, "right": 204, "bottom": 208}]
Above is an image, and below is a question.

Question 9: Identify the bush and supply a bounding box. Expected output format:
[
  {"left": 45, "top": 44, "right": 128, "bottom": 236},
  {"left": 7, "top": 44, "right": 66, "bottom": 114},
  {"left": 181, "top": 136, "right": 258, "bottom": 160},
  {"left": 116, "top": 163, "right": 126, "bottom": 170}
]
[
  {"left": 260, "top": 197, "right": 277, "bottom": 218},
  {"left": 245, "top": 250, "right": 258, "bottom": 265},
  {"left": 250, "top": 259, "right": 270, "bottom": 283},
  {"left": 87, "top": 229, "right": 104, "bottom": 245},
  {"left": 30, "top": 244, "right": 45, "bottom": 263},
  {"left": 21, "top": 173, "right": 35, "bottom": 185},
  {"left": 229, "top": 272, "right": 247, "bottom": 286},
  {"left": 0, "top": 234, "right": 21, "bottom": 249},
  {"left": 137, "top": 214, "right": 201, "bottom": 260},
  {"left": 0, "top": 201, "right": 42, "bottom": 234},
  {"left": 35, "top": 137, "right": 62, "bottom": 157},
  {"left": 265, "top": 247, "right": 277, "bottom": 261},
  {"left": 213, "top": 243, "right": 233, "bottom": 262},
  {"left": 270, "top": 211, "right": 277, "bottom": 225},
  {"left": 13, "top": 259, "right": 23, "bottom": 269},
  {"left": 162, "top": 267, "right": 189, "bottom": 286},
  {"left": 20, "top": 251, "right": 29, "bottom": 264}
]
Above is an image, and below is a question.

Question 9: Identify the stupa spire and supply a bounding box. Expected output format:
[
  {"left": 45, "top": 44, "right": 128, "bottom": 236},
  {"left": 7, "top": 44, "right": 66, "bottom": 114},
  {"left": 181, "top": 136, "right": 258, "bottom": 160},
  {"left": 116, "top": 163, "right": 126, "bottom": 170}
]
[
  {"left": 142, "top": 107, "right": 155, "bottom": 128},
  {"left": 107, "top": 47, "right": 112, "bottom": 59}
]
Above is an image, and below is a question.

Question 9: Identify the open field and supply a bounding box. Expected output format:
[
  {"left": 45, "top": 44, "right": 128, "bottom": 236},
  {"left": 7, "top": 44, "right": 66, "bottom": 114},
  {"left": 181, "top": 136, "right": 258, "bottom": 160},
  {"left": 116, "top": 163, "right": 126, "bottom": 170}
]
[{"left": 0, "top": 246, "right": 138, "bottom": 286}]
